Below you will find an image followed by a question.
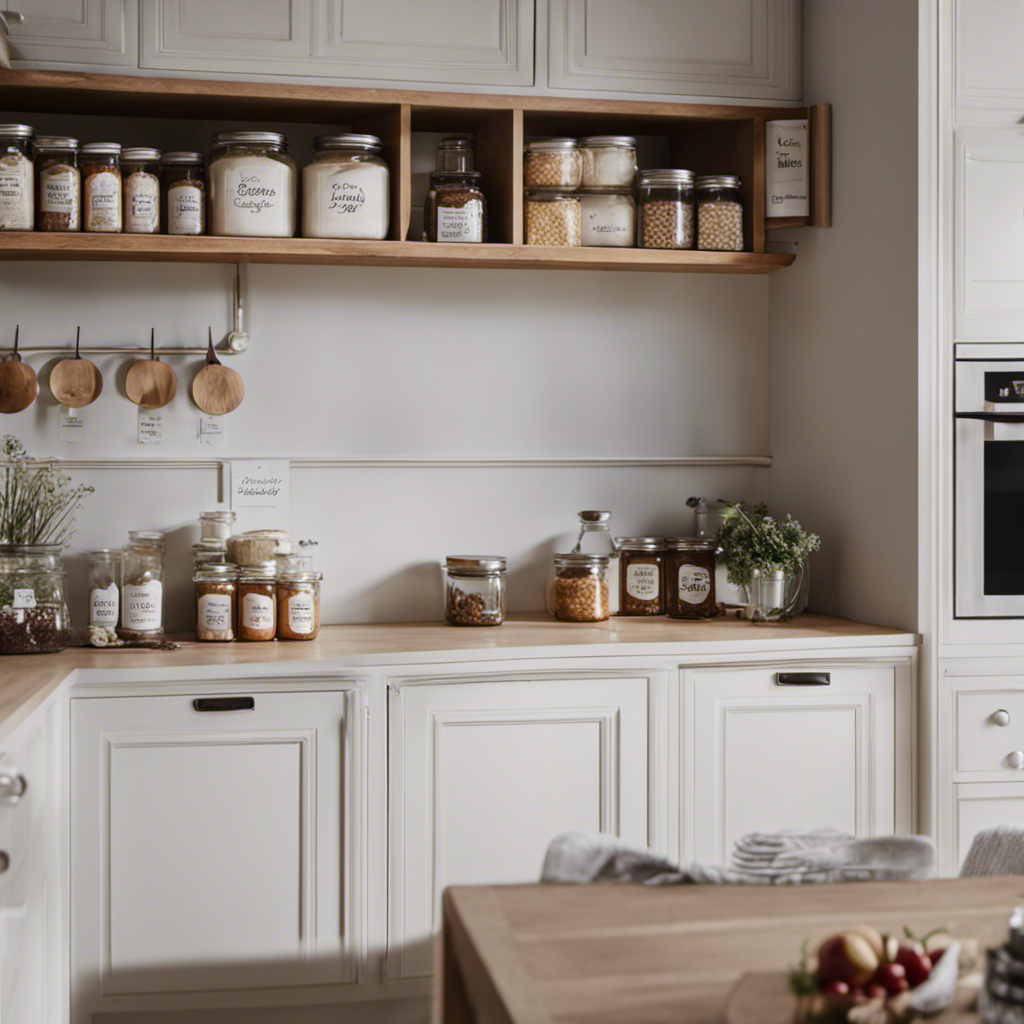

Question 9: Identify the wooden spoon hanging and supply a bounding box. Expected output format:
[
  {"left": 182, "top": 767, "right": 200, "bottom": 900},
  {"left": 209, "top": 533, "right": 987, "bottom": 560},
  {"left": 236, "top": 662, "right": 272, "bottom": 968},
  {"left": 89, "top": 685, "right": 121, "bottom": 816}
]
[
  {"left": 0, "top": 326, "right": 38, "bottom": 415},
  {"left": 126, "top": 328, "right": 177, "bottom": 409},
  {"left": 191, "top": 327, "right": 244, "bottom": 415},
  {"left": 50, "top": 326, "right": 103, "bottom": 408}
]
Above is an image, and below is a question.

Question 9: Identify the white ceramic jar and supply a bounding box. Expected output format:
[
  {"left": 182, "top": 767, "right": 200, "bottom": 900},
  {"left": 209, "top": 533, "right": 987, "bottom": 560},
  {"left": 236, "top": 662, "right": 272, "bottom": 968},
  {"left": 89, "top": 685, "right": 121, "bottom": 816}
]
[
  {"left": 208, "top": 131, "right": 296, "bottom": 238},
  {"left": 301, "top": 133, "right": 389, "bottom": 239}
]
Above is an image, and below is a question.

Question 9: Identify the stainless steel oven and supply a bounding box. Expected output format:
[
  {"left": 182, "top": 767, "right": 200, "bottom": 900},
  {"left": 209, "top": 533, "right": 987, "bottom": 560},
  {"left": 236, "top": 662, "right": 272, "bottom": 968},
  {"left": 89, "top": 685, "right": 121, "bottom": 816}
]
[{"left": 955, "top": 343, "right": 1024, "bottom": 617}]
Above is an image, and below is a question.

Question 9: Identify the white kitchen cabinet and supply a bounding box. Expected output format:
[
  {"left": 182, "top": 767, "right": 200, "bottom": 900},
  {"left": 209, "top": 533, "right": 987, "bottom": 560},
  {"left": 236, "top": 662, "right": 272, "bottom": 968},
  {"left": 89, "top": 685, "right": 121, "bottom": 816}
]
[
  {"left": 955, "top": 0, "right": 1024, "bottom": 112},
  {"left": 547, "top": 0, "right": 800, "bottom": 100},
  {"left": 685, "top": 660, "right": 913, "bottom": 864},
  {"left": 70, "top": 683, "right": 365, "bottom": 1020},
  {"left": 955, "top": 782, "right": 1024, "bottom": 871},
  {"left": 387, "top": 672, "right": 653, "bottom": 981},
  {"left": 3, "top": 0, "right": 138, "bottom": 67}
]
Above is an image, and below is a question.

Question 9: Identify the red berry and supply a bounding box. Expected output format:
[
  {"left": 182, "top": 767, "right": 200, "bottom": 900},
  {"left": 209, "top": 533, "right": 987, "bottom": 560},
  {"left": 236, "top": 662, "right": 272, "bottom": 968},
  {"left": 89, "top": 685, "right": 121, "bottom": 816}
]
[
  {"left": 872, "top": 962, "right": 910, "bottom": 995},
  {"left": 822, "top": 981, "right": 850, "bottom": 997},
  {"left": 894, "top": 944, "right": 933, "bottom": 987}
]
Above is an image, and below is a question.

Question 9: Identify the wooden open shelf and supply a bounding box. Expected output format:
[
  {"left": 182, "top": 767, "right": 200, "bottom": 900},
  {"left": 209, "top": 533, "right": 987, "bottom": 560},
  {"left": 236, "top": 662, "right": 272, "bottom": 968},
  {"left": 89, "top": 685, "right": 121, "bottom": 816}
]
[{"left": 0, "top": 69, "right": 826, "bottom": 274}]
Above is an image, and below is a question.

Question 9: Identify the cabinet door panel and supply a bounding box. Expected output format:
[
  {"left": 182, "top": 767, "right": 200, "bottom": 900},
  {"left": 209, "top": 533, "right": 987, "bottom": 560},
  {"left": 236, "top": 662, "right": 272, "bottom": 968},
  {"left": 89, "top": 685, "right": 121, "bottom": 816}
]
[
  {"left": 956, "top": 782, "right": 1024, "bottom": 870},
  {"left": 4, "top": 0, "right": 138, "bottom": 66},
  {"left": 956, "top": 0, "right": 1024, "bottom": 111}
]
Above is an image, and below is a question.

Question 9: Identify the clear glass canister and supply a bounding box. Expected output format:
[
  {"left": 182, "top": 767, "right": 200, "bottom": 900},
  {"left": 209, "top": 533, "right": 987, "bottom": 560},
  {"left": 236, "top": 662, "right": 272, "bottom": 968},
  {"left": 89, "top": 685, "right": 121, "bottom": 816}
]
[
  {"left": 81, "top": 142, "right": 122, "bottom": 233},
  {"left": 121, "top": 530, "right": 164, "bottom": 638},
  {"left": 435, "top": 137, "right": 474, "bottom": 173},
  {"left": 193, "top": 541, "right": 227, "bottom": 570},
  {"left": 579, "top": 135, "right": 637, "bottom": 188},
  {"left": 637, "top": 169, "right": 695, "bottom": 249},
  {"left": 444, "top": 555, "right": 506, "bottom": 626},
  {"left": 275, "top": 551, "right": 314, "bottom": 575},
  {"left": 199, "top": 509, "right": 236, "bottom": 544},
  {"left": 524, "top": 189, "right": 581, "bottom": 246},
  {"left": 0, "top": 124, "right": 34, "bottom": 231},
  {"left": 238, "top": 563, "right": 277, "bottom": 641},
  {"left": 34, "top": 136, "right": 79, "bottom": 232},
  {"left": 0, "top": 545, "right": 69, "bottom": 654},
  {"left": 571, "top": 510, "right": 620, "bottom": 615},
  {"left": 209, "top": 130, "right": 297, "bottom": 238},
  {"left": 122, "top": 147, "right": 161, "bottom": 234},
  {"left": 554, "top": 553, "right": 610, "bottom": 623},
  {"left": 194, "top": 563, "right": 237, "bottom": 642},
  {"left": 162, "top": 151, "right": 206, "bottom": 235},
  {"left": 425, "top": 171, "right": 487, "bottom": 243},
  {"left": 664, "top": 538, "right": 717, "bottom": 619},
  {"left": 617, "top": 538, "right": 664, "bottom": 616},
  {"left": 87, "top": 548, "right": 121, "bottom": 628},
  {"left": 696, "top": 174, "right": 744, "bottom": 251},
  {"left": 523, "top": 138, "right": 582, "bottom": 189},
  {"left": 277, "top": 571, "right": 322, "bottom": 640},
  {"left": 302, "top": 133, "right": 389, "bottom": 240},
  {"left": 580, "top": 188, "right": 635, "bottom": 247}
]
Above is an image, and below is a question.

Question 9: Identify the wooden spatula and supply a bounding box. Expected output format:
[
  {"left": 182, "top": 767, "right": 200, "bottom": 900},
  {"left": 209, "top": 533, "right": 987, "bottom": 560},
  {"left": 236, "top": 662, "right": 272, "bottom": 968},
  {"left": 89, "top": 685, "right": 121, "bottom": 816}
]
[{"left": 50, "top": 326, "right": 103, "bottom": 408}]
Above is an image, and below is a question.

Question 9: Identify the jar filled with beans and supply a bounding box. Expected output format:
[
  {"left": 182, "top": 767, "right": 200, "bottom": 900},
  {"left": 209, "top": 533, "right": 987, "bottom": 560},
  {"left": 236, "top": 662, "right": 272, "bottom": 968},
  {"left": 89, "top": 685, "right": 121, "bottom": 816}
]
[
  {"left": 444, "top": 555, "right": 506, "bottom": 626},
  {"left": 696, "top": 174, "right": 744, "bottom": 251},
  {"left": 525, "top": 189, "right": 581, "bottom": 246},
  {"left": 617, "top": 538, "right": 664, "bottom": 616},
  {"left": 554, "top": 553, "right": 610, "bottom": 623},
  {"left": 664, "top": 538, "right": 717, "bottom": 619},
  {"left": 523, "top": 138, "right": 582, "bottom": 189},
  {"left": 637, "top": 169, "right": 695, "bottom": 249}
]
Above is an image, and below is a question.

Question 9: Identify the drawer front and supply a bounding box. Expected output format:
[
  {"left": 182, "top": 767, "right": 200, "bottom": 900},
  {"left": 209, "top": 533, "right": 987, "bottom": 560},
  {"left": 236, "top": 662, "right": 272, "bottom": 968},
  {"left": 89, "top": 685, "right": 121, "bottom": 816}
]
[{"left": 957, "top": 691, "right": 1024, "bottom": 772}]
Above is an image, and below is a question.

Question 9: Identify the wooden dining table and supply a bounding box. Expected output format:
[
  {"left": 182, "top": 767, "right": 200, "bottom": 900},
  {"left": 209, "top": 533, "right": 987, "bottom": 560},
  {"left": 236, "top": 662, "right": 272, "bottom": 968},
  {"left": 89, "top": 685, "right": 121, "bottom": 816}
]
[{"left": 434, "top": 876, "right": 1024, "bottom": 1024}]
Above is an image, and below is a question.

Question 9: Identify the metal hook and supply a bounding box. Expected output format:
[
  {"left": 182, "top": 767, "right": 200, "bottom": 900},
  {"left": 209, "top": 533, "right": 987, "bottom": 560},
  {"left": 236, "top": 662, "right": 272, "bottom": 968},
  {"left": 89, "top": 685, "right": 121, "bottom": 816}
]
[
  {"left": 75, "top": 326, "right": 81, "bottom": 360},
  {"left": 12, "top": 325, "right": 18, "bottom": 357},
  {"left": 150, "top": 327, "right": 155, "bottom": 361},
  {"left": 227, "top": 263, "right": 249, "bottom": 353}
]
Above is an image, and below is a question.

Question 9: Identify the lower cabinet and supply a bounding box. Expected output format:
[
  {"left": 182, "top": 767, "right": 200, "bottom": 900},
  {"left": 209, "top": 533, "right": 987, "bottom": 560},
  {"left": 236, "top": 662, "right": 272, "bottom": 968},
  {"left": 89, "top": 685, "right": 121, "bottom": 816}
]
[{"left": 955, "top": 782, "right": 1024, "bottom": 871}]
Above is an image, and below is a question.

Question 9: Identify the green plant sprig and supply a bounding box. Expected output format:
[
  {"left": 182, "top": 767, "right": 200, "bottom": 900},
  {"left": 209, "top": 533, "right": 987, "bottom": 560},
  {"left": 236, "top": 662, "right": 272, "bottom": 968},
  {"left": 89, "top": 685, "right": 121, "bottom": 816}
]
[{"left": 716, "top": 499, "right": 821, "bottom": 589}]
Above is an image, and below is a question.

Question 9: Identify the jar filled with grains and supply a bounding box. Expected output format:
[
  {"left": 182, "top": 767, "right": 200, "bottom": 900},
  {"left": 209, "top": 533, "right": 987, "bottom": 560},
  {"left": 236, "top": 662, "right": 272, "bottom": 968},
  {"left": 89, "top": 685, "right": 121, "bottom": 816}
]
[
  {"left": 617, "top": 538, "right": 664, "bottom": 616},
  {"left": 0, "top": 124, "right": 34, "bottom": 231},
  {"left": 194, "top": 563, "right": 237, "bottom": 642},
  {"left": 209, "top": 131, "right": 296, "bottom": 238},
  {"left": 554, "top": 553, "right": 610, "bottom": 622},
  {"left": 523, "top": 138, "right": 582, "bottom": 189},
  {"left": 444, "top": 556, "right": 506, "bottom": 626},
  {"left": 81, "top": 143, "right": 122, "bottom": 233},
  {"left": 664, "top": 538, "right": 717, "bottom": 619},
  {"left": 162, "top": 152, "right": 206, "bottom": 235},
  {"left": 35, "top": 136, "right": 80, "bottom": 232},
  {"left": 238, "top": 563, "right": 277, "bottom": 641},
  {"left": 525, "top": 189, "right": 581, "bottom": 246},
  {"left": 277, "top": 570, "right": 322, "bottom": 640},
  {"left": 637, "top": 169, "right": 695, "bottom": 249},
  {"left": 302, "top": 133, "right": 389, "bottom": 240},
  {"left": 580, "top": 188, "right": 635, "bottom": 247},
  {"left": 121, "top": 530, "right": 164, "bottom": 638},
  {"left": 425, "top": 171, "right": 487, "bottom": 243},
  {"left": 121, "top": 147, "right": 161, "bottom": 234},
  {"left": 579, "top": 136, "right": 637, "bottom": 189},
  {"left": 696, "top": 174, "right": 744, "bottom": 251}
]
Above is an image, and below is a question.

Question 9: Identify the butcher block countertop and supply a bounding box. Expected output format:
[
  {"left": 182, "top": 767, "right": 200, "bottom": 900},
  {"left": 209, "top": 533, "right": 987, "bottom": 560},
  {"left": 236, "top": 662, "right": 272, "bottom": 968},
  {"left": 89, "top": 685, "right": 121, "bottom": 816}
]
[{"left": 0, "top": 613, "right": 917, "bottom": 743}]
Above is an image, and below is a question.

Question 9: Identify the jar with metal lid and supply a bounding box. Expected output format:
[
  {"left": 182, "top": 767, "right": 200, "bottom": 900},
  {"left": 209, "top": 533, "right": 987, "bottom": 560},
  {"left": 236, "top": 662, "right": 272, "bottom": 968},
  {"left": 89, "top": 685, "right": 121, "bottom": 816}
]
[
  {"left": 209, "top": 130, "right": 297, "bottom": 238},
  {"left": 444, "top": 555, "right": 506, "bottom": 626},
  {"left": 664, "top": 538, "right": 716, "bottom": 619},
  {"left": 162, "top": 152, "right": 206, "bottom": 235},
  {"left": 580, "top": 188, "right": 635, "bottom": 247},
  {"left": 435, "top": 137, "right": 474, "bottom": 173},
  {"left": 199, "top": 509, "right": 236, "bottom": 544},
  {"left": 122, "top": 147, "right": 161, "bottom": 234},
  {"left": 425, "top": 171, "right": 487, "bottom": 243},
  {"left": 523, "top": 138, "right": 582, "bottom": 189},
  {"left": 87, "top": 548, "right": 121, "bottom": 629},
  {"left": 524, "top": 189, "right": 581, "bottom": 246},
  {"left": 275, "top": 551, "right": 314, "bottom": 575},
  {"left": 277, "top": 570, "right": 321, "bottom": 640},
  {"left": 121, "top": 530, "right": 164, "bottom": 638},
  {"left": 238, "top": 563, "right": 277, "bottom": 641},
  {"left": 0, "top": 124, "right": 33, "bottom": 231},
  {"left": 81, "top": 143, "right": 122, "bottom": 233},
  {"left": 35, "top": 136, "right": 79, "bottom": 232},
  {"left": 580, "top": 135, "right": 637, "bottom": 188},
  {"left": 554, "top": 553, "right": 610, "bottom": 622},
  {"left": 194, "top": 563, "right": 237, "bottom": 642},
  {"left": 637, "top": 169, "right": 695, "bottom": 249},
  {"left": 302, "top": 133, "right": 389, "bottom": 240},
  {"left": 617, "top": 538, "right": 664, "bottom": 616},
  {"left": 696, "top": 174, "right": 744, "bottom": 251}
]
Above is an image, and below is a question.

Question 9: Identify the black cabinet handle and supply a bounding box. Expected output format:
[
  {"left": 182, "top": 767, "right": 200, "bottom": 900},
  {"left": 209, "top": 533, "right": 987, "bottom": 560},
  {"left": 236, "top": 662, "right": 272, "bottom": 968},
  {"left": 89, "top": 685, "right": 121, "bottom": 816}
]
[
  {"left": 955, "top": 412, "right": 1024, "bottom": 423},
  {"left": 193, "top": 697, "right": 255, "bottom": 712},
  {"left": 776, "top": 672, "right": 830, "bottom": 686}
]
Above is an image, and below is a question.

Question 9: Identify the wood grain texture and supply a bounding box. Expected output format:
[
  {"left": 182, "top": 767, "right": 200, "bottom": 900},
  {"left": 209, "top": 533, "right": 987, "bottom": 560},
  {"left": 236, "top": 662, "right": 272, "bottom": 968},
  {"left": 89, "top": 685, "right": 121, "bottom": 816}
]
[
  {"left": 353, "top": 102, "right": 410, "bottom": 241},
  {"left": 0, "top": 360, "right": 37, "bottom": 414},
  {"left": 810, "top": 103, "right": 833, "bottom": 228},
  {"left": 124, "top": 358, "right": 177, "bottom": 409},
  {"left": 49, "top": 357, "right": 102, "bottom": 407},
  {"left": 190, "top": 362, "right": 244, "bottom": 415}
]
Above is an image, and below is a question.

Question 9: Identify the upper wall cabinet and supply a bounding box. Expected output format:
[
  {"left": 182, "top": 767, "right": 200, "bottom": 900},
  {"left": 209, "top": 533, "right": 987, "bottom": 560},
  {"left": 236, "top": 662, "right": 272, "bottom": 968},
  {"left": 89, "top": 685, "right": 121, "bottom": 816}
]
[
  {"left": 547, "top": 0, "right": 801, "bottom": 101},
  {"left": 955, "top": 0, "right": 1024, "bottom": 112},
  {"left": 139, "top": 0, "right": 534, "bottom": 87},
  {"left": 3, "top": 0, "right": 138, "bottom": 66}
]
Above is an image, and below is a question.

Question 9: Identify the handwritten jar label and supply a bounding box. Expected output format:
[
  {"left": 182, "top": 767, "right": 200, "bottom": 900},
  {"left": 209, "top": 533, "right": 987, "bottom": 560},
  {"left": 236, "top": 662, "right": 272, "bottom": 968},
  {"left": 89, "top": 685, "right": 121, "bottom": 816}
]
[
  {"left": 42, "top": 171, "right": 76, "bottom": 214},
  {"left": 12, "top": 588, "right": 36, "bottom": 609},
  {"left": 626, "top": 564, "right": 659, "bottom": 601},
  {"left": 242, "top": 592, "right": 274, "bottom": 630},
  {"left": 198, "top": 593, "right": 232, "bottom": 632},
  {"left": 89, "top": 582, "right": 119, "bottom": 626},
  {"left": 168, "top": 183, "right": 203, "bottom": 234},
  {"left": 288, "top": 592, "right": 315, "bottom": 634},
  {"left": 123, "top": 580, "right": 162, "bottom": 630},
  {"left": 85, "top": 170, "right": 121, "bottom": 231},
  {"left": 437, "top": 204, "right": 483, "bottom": 242},
  {"left": 0, "top": 155, "right": 33, "bottom": 229},
  {"left": 678, "top": 565, "right": 712, "bottom": 605},
  {"left": 124, "top": 171, "right": 159, "bottom": 233}
]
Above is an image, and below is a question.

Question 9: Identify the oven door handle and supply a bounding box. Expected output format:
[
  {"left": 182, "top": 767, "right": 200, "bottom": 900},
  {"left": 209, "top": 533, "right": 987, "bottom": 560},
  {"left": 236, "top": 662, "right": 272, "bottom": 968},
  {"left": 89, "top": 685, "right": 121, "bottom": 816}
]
[{"left": 955, "top": 411, "right": 1024, "bottom": 423}]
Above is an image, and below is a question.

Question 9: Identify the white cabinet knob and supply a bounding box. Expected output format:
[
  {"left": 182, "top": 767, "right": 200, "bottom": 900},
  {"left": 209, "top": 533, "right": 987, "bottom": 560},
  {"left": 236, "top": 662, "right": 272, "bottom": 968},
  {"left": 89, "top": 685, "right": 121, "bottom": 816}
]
[
  {"left": 993, "top": 710, "right": 1012, "bottom": 727},
  {"left": 0, "top": 770, "right": 26, "bottom": 806},
  {"left": 1008, "top": 750, "right": 1024, "bottom": 770}
]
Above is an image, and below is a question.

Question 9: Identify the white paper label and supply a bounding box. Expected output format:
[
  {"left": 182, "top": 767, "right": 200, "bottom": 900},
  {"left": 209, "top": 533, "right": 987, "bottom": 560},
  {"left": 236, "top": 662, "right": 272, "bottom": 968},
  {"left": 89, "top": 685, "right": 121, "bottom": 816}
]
[
  {"left": 228, "top": 459, "right": 290, "bottom": 534},
  {"left": 59, "top": 406, "right": 86, "bottom": 443},
  {"left": 89, "top": 582, "right": 119, "bottom": 626},
  {"left": 123, "top": 580, "right": 162, "bottom": 630},
  {"left": 42, "top": 171, "right": 76, "bottom": 214},
  {"left": 198, "top": 414, "right": 224, "bottom": 447},
  {"left": 226, "top": 165, "right": 288, "bottom": 221},
  {"left": 242, "top": 592, "right": 274, "bottom": 630},
  {"left": 626, "top": 563, "right": 659, "bottom": 601},
  {"left": 125, "top": 173, "right": 159, "bottom": 232},
  {"left": 137, "top": 409, "right": 162, "bottom": 444},
  {"left": 437, "top": 204, "right": 482, "bottom": 242},
  {"left": 168, "top": 183, "right": 202, "bottom": 234},
  {"left": 86, "top": 170, "right": 120, "bottom": 230},
  {"left": 678, "top": 564, "right": 712, "bottom": 605},
  {"left": 288, "top": 592, "right": 315, "bottom": 634},
  {"left": 198, "top": 593, "right": 233, "bottom": 632},
  {"left": 12, "top": 588, "right": 35, "bottom": 609},
  {"left": 765, "top": 119, "right": 809, "bottom": 218}
]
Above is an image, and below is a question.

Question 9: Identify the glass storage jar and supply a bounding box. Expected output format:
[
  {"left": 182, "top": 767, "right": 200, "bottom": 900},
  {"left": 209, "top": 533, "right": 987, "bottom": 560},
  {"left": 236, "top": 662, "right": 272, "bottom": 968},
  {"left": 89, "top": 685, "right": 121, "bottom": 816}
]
[
  {"left": 570, "top": 511, "right": 620, "bottom": 615},
  {"left": 87, "top": 548, "right": 121, "bottom": 629},
  {"left": 523, "top": 138, "right": 582, "bottom": 188},
  {"left": 209, "top": 130, "right": 297, "bottom": 238},
  {"left": 637, "top": 169, "right": 695, "bottom": 249},
  {"left": 0, "top": 124, "right": 34, "bottom": 231},
  {"left": 81, "top": 142, "right": 122, "bottom": 233},
  {"left": 435, "top": 137, "right": 474, "bottom": 173},
  {"left": 192, "top": 541, "right": 227, "bottom": 570},
  {"left": 425, "top": 171, "right": 486, "bottom": 243},
  {"left": 580, "top": 188, "right": 635, "bottom": 247},
  {"left": 199, "top": 509, "right": 236, "bottom": 544},
  {"left": 524, "top": 189, "right": 581, "bottom": 246},
  {"left": 238, "top": 563, "right": 277, "bottom": 641},
  {"left": 34, "top": 136, "right": 79, "bottom": 232},
  {"left": 277, "top": 570, "right": 321, "bottom": 640},
  {"left": 579, "top": 135, "right": 637, "bottom": 188},
  {"left": 275, "top": 551, "right": 314, "bottom": 575},
  {"left": 121, "top": 530, "right": 164, "bottom": 638},
  {"left": 444, "top": 555, "right": 506, "bottom": 626},
  {"left": 554, "top": 553, "right": 610, "bottom": 622},
  {"left": 162, "top": 152, "right": 206, "bottom": 235},
  {"left": 194, "top": 563, "right": 237, "bottom": 642},
  {"left": 617, "top": 538, "right": 664, "bottom": 616},
  {"left": 664, "top": 538, "right": 717, "bottom": 619},
  {"left": 0, "top": 545, "right": 69, "bottom": 654},
  {"left": 302, "top": 133, "right": 389, "bottom": 240},
  {"left": 122, "top": 147, "right": 161, "bottom": 234},
  {"left": 696, "top": 174, "right": 744, "bottom": 251}
]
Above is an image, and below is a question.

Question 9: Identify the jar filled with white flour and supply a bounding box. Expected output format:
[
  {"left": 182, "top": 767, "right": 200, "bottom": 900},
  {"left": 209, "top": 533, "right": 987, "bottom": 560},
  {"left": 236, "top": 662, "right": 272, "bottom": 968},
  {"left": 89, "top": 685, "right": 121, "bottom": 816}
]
[
  {"left": 0, "top": 124, "right": 34, "bottom": 231},
  {"left": 209, "top": 131, "right": 296, "bottom": 237},
  {"left": 302, "top": 133, "right": 389, "bottom": 239}
]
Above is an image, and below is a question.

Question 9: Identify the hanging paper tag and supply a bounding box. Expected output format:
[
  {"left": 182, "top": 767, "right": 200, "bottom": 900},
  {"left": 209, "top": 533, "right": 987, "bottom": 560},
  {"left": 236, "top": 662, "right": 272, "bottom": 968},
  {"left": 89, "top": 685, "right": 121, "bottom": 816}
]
[
  {"left": 59, "top": 405, "right": 86, "bottom": 443},
  {"left": 198, "top": 414, "right": 224, "bottom": 447},
  {"left": 137, "top": 409, "right": 162, "bottom": 444}
]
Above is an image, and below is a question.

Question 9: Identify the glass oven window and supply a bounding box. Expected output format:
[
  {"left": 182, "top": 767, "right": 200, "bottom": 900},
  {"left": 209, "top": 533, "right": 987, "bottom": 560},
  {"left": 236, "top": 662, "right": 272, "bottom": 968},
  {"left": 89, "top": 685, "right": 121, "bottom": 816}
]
[{"left": 984, "top": 439, "right": 1024, "bottom": 595}]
